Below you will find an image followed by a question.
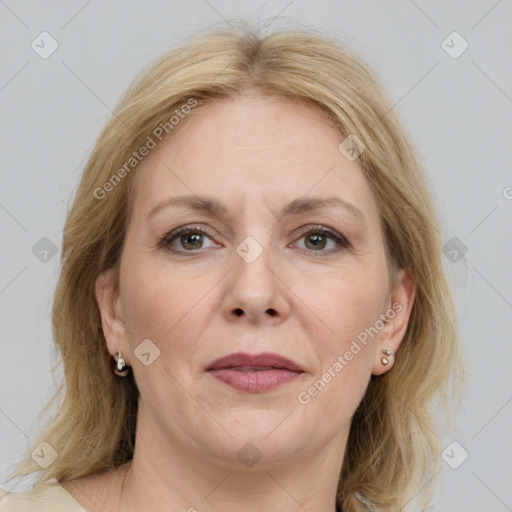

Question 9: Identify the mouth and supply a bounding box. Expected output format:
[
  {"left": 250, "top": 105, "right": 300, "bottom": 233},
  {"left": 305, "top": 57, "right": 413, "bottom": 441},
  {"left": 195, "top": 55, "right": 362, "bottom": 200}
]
[
  {"left": 206, "top": 352, "right": 305, "bottom": 393},
  {"left": 225, "top": 366, "right": 282, "bottom": 372},
  {"left": 207, "top": 352, "right": 305, "bottom": 372}
]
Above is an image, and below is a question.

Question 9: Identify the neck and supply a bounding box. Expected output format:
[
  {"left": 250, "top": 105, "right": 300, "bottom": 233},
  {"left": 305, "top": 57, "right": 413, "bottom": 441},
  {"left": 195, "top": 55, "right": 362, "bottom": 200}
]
[{"left": 115, "top": 413, "right": 347, "bottom": 512}]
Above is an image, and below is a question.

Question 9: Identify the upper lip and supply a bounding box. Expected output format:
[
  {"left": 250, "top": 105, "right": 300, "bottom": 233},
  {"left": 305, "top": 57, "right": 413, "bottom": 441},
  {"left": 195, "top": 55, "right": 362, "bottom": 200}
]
[{"left": 207, "top": 352, "right": 305, "bottom": 372}]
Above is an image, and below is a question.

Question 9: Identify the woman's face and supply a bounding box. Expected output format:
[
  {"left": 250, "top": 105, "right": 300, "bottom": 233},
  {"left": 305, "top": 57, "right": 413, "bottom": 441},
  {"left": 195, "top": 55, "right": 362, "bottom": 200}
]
[{"left": 97, "top": 94, "right": 414, "bottom": 468}]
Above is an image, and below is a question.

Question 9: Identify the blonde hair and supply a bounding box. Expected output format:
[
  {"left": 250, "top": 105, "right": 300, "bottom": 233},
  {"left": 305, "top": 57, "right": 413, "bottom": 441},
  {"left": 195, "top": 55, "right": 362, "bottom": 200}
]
[{"left": 6, "top": 20, "right": 466, "bottom": 511}]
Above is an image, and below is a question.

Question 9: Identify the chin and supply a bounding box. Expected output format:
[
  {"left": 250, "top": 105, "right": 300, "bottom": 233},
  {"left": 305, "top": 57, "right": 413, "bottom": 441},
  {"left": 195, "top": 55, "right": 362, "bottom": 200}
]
[{"left": 200, "top": 433, "right": 309, "bottom": 470}]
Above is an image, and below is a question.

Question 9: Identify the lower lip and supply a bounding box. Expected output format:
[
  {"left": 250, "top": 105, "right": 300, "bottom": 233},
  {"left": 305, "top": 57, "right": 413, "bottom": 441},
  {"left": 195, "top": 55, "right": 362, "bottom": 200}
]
[{"left": 208, "top": 369, "right": 303, "bottom": 392}]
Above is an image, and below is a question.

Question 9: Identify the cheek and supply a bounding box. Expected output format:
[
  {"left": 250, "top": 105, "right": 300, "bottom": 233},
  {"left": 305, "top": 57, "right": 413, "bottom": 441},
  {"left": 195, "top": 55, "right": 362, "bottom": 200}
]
[
  {"left": 119, "top": 258, "right": 205, "bottom": 405},
  {"left": 121, "top": 253, "right": 199, "bottom": 339},
  {"left": 298, "top": 270, "right": 386, "bottom": 404},
  {"left": 301, "top": 266, "right": 387, "bottom": 347},
  {"left": 336, "top": 281, "right": 386, "bottom": 342},
  {"left": 298, "top": 285, "right": 379, "bottom": 421},
  {"left": 120, "top": 253, "right": 213, "bottom": 388}
]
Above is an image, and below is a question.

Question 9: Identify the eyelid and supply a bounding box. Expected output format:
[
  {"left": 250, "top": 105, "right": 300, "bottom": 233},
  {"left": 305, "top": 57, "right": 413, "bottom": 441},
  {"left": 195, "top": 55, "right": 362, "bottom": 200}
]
[{"left": 293, "top": 224, "right": 350, "bottom": 244}]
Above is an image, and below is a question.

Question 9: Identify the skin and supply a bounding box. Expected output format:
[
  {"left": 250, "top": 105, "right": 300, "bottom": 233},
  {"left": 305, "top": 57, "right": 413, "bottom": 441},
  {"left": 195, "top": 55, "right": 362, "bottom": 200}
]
[{"left": 61, "top": 93, "right": 415, "bottom": 512}]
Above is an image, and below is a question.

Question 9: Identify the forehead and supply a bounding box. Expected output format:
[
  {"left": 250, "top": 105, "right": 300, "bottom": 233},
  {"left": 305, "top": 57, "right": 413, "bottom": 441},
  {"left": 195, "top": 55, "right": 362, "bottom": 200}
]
[{"left": 130, "top": 95, "right": 380, "bottom": 225}]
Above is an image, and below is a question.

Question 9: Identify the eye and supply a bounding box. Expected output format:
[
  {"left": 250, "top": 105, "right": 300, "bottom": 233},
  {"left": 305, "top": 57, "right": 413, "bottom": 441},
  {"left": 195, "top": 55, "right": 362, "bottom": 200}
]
[
  {"left": 159, "top": 224, "right": 350, "bottom": 256},
  {"left": 160, "top": 225, "right": 218, "bottom": 253},
  {"left": 292, "top": 225, "right": 350, "bottom": 256}
]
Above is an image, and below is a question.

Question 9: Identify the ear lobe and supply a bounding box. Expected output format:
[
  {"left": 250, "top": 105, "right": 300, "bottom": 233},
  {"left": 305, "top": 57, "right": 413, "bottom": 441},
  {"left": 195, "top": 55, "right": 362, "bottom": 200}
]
[
  {"left": 95, "top": 268, "right": 128, "bottom": 358},
  {"left": 372, "top": 268, "right": 416, "bottom": 376}
]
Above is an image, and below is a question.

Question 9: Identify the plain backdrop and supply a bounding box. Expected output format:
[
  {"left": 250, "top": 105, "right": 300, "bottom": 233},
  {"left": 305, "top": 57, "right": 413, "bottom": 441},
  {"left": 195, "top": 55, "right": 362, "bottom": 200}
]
[{"left": 1, "top": 1, "right": 511, "bottom": 510}]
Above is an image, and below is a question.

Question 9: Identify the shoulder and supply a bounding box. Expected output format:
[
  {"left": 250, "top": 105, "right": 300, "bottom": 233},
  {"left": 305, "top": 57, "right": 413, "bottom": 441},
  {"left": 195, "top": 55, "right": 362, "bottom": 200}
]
[{"left": 0, "top": 482, "right": 86, "bottom": 512}]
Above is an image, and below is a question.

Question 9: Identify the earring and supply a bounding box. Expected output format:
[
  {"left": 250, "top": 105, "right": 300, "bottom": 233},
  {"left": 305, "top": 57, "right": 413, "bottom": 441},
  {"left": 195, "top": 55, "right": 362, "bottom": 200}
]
[
  {"left": 381, "top": 349, "right": 392, "bottom": 366},
  {"left": 114, "top": 351, "right": 129, "bottom": 377}
]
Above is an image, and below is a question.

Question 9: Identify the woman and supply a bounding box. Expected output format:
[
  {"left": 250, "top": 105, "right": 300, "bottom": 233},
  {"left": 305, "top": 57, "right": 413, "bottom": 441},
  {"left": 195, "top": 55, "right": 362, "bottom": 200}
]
[{"left": 1, "top": 21, "right": 465, "bottom": 512}]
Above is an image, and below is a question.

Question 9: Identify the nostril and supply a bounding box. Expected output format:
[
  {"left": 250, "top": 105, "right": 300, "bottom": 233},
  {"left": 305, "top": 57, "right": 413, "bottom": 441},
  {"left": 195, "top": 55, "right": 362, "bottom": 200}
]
[{"left": 233, "top": 308, "right": 277, "bottom": 317}]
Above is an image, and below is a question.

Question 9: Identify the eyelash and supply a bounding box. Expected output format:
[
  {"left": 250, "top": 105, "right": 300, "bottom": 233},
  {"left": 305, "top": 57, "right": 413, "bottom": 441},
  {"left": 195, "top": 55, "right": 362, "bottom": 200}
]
[{"left": 159, "top": 224, "right": 350, "bottom": 257}]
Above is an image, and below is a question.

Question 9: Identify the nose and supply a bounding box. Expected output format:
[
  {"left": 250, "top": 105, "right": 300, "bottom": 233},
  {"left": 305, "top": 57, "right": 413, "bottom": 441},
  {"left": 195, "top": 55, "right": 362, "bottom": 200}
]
[{"left": 221, "top": 236, "right": 290, "bottom": 325}]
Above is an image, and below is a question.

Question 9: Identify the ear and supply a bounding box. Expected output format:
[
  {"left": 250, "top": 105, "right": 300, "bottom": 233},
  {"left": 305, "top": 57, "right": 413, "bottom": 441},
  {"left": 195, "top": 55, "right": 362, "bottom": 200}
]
[
  {"left": 371, "top": 268, "right": 416, "bottom": 376},
  {"left": 95, "top": 267, "right": 130, "bottom": 364}
]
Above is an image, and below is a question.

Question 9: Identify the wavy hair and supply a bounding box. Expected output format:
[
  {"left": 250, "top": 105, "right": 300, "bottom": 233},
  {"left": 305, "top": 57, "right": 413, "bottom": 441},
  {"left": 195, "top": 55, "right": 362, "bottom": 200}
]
[{"left": 5, "top": 20, "right": 466, "bottom": 511}]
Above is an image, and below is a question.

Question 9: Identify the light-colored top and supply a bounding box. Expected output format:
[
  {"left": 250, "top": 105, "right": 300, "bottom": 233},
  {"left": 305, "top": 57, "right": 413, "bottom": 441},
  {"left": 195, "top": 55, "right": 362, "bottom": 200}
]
[
  {"left": 1, "top": 482, "right": 344, "bottom": 511},
  {"left": 0, "top": 482, "right": 85, "bottom": 512}
]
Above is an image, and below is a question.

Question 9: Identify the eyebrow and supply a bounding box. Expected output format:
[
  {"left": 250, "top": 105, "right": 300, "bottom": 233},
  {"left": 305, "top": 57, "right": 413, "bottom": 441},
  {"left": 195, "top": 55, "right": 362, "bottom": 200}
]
[{"left": 146, "top": 194, "right": 364, "bottom": 223}]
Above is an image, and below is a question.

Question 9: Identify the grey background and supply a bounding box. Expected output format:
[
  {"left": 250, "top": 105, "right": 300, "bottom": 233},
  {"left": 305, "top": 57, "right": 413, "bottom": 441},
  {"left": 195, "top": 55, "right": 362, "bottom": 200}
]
[{"left": 1, "top": 1, "right": 511, "bottom": 510}]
